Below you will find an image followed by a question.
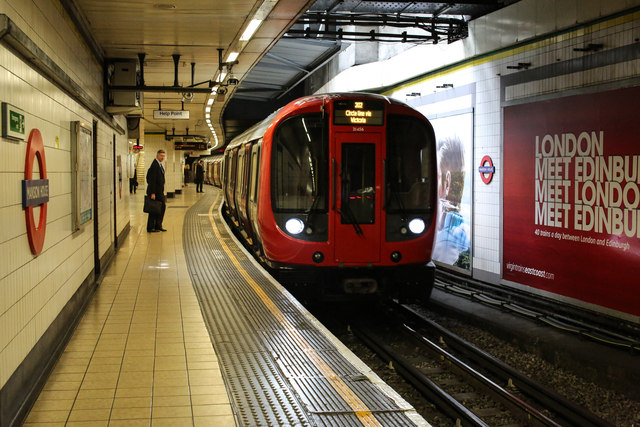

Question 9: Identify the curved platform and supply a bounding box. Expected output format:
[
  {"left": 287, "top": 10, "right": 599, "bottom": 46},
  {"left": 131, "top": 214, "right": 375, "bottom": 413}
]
[{"left": 183, "top": 190, "right": 427, "bottom": 426}]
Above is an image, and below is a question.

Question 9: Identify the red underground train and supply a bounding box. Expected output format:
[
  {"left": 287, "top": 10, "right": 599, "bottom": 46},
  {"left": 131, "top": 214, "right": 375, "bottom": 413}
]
[{"left": 220, "top": 93, "right": 437, "bottom": 300}]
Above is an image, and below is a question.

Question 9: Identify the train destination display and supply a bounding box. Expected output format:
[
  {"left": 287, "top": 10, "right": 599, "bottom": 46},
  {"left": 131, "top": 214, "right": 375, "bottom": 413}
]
[{"left": 333, "top": 100, "right": 384, "bottom": 125}]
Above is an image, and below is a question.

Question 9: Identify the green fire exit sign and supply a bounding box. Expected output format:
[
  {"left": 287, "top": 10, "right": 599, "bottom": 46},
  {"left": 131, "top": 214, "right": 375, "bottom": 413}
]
[{"left": 2, "top": 103, "right": 27, "bottom": 141}]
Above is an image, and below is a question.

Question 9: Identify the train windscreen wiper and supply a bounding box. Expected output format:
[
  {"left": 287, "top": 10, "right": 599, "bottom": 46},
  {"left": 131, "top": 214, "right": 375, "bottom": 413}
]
[
  {"left": 339, "top": 172, "right": 364, "bottom": 235},
  {"left": 338, "top": 203, "right": 363, "bottom": 235},
  {"left": 388, "top": 183, "right": 408, "bottom": 222}
]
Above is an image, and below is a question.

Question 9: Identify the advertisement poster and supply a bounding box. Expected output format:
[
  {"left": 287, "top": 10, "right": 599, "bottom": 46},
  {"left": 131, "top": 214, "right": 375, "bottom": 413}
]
[
  {"left": 430, "top": 112, "right": 473, "bottom": 272},
  {"left": 71, "top": 121, "right": 93, "bottom": 230},
  {"left": 503, "top": 86, "right": 640, "bottom": 317},
  {"left": 78, "top": 125, "right": 92, "bottom": 224}
]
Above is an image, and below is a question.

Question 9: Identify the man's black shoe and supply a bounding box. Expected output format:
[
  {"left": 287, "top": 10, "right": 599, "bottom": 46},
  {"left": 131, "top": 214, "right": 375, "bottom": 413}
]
[
  {"left": 147, "top": 229, "right": 159, "bottom": 233},
  {"left": 158, "top": 228, "right": 167, "bottom": 232}
]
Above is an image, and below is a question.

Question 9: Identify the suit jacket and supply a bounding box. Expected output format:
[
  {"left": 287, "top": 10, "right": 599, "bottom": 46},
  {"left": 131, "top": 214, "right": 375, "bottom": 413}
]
[
  {"left": 195, "top": 163, "right": 204, "bottom": 181},
  {"left": 146, "top": 158, "right": 165, "bottom": 197}
]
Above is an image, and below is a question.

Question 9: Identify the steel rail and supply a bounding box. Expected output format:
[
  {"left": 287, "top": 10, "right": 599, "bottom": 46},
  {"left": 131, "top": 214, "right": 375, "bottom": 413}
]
[
  {"left": 395, "top": 302, "right": 614, "bottom": 427},
  {"left": 400, "top": 323, "right": 562, "bottom": 427},
  {"left": 352, "top": 325, "right": 489, "bottom": 427}
]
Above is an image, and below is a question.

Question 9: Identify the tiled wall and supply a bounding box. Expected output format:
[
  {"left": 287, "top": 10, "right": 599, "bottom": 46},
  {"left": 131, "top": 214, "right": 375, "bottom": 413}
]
[
  {"left": 0, "top": 0, "right": 129, "bottom": 389},
  {"left": 315, "top": 0, "right": 640, "bottom": 281}
]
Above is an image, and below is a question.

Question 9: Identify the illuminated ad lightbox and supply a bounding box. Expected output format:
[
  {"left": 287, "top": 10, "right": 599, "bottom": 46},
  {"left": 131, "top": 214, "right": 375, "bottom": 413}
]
[{"left": 503, "top": 86, "right": 640, "bottom": 317}]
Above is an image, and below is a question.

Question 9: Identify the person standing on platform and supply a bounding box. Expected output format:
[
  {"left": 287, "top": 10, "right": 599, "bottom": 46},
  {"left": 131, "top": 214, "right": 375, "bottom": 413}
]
[
  {"left": 184, "top": 162, "right": 190, "bottom": 187},
  {"left": 129, "top": 168, "right": 138, "bottom": 194},
  {"left": 195, "top": 159, "right": 205, "bottom": 193},
  {"left": 146, "top": 149, "right": 167, "bottom": 232}
]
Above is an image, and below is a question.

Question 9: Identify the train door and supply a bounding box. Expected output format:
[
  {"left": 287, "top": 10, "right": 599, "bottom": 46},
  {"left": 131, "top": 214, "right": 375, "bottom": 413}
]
[
  {"left": 248, "top": 143, "right": 261, "bottom": 245},
  {"left": 238, "top": 143, "right": 253, "bottom": 238},
  {"left": 333, "top": 132, "right": 381, "bottom": 263},
  {"left": 227, "top": 148, "right": 239, "bottom": 218}
]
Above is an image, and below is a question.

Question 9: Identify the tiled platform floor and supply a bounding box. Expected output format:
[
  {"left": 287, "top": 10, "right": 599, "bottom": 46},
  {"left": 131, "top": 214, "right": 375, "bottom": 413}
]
[{"left": 24, "top": 186, "right": 235, "bottom": 427}]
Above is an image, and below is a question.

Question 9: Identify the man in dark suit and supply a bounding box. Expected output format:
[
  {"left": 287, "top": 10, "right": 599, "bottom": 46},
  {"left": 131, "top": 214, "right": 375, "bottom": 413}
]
[
  {"left": 147, "top": 149, "right": 167, "bottom": 232},
  {"left": 195, "top": 160, "right": 205, "bottom": 193}
]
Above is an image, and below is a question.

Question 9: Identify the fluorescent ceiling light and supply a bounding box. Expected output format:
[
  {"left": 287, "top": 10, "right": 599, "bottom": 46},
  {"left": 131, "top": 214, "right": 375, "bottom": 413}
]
[
  {"left": 207, "top": 98, "right": 214, "bottom": 106},
  {"left": 226, "top": 52, "right": 239, "bottom": 62},
  {"left": 239, "top": 0, "right": 277, "bottom": 42},
  {"left": 240, "top": 19, "right": 261, "bottom": 41},
  {"left": 216, "top": 72, "right": 227, "bottom": 83},
  {"left": 205, "top": 106, "right": 211, "bottom": 113}
]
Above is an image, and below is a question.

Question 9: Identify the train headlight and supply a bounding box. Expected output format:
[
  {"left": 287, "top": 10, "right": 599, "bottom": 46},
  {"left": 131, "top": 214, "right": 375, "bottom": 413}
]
[
  {"left": 285, "top": 218, "right": 305, "bottom": 235},
  {"left": 408, "top": 218, "right": 425, "bottom": 234}
]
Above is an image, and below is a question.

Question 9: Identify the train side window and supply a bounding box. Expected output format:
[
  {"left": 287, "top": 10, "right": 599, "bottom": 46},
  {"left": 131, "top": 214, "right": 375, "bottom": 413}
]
[
  {"left": 243, "top": 144, "right": 252, "bottom": 198},
  {"left": 253, "top": 146, "right": 261, "bottom": 202},
  {"left": 237, "top": 148, "right": 245, "bottom": 193},
  {"left": 229, "top": 149, "right": 238, "bottom": 202},
  {"left": 249, "top": 147, "right": 259, "bottom": 203}
]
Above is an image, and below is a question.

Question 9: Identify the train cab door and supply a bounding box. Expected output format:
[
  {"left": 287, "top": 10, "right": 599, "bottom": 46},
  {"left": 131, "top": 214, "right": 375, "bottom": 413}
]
[{"left": 333, "top": 132, "right": 382, "bottom": 264}]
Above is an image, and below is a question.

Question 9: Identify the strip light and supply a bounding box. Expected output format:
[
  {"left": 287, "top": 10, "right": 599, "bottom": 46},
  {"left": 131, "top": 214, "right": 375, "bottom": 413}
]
[
  {"left": 226, "top": 52, "right": 239, "bottom": 62},
  {"left": 239, "top": 0, "right": 277, "bottom": 41},
  {"left": 240, "top": 19, "right": 261, "bottom": 41},
  {"left": 204, "top": 1, "right": 278, "bottom": 149}
]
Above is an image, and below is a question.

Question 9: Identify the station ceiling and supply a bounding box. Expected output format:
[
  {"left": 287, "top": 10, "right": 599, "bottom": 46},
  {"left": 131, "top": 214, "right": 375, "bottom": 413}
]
[{"left": 63, "top": 0, "right": 519, "bottom": 150}]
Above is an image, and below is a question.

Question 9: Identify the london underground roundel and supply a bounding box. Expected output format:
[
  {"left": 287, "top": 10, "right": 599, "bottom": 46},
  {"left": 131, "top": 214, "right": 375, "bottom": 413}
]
[
  {"left": 478, "top": 155, "right": 495, "bottom": 185},
  {"left": 23, "top": 129, "right": 49, "bottom": 255}
]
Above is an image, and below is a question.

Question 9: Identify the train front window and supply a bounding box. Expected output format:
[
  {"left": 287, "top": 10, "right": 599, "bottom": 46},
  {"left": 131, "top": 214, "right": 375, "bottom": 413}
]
[
  {"left": 272, "top": 114, "right": 328, "bottom": 212},
  {"left": 386, "top": 115, "right": 436, "bottom": 213},
  {"left": 341, "top": 143, "right": 375, "bottom": 225}
]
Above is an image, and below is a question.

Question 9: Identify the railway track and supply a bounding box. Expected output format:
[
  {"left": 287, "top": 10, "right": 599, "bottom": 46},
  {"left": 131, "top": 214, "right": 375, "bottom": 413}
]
[{"left": 349, "top": 301, "right": 612, "bottom": 427}]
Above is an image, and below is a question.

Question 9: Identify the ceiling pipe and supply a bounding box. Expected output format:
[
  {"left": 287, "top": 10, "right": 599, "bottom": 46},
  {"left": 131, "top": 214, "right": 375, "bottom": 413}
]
[
  {"left": 172, "top": 54, "right": 180, "bottom": 87},
  {"left": 138, "top": 53, "right": 146, "bottom": 86},
  {"left": 191, "top": 62, "right": 195, "bottom": 86},
  {"left": 107, "top": 85, "right": 213, "bottom": 93},
  {"left": 217, "top": 48, "right": 224, "bottom": 73}
]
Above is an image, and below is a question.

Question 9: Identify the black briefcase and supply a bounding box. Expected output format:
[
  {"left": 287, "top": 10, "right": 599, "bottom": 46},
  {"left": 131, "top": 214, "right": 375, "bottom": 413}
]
[{"left": 143, "top": 195, "right": 162, "bottom": 216}]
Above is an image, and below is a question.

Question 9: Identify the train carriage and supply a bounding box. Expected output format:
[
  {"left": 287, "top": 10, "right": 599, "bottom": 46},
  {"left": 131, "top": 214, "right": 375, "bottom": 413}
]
[
  {"left": 222, "top": 93, "right": 437, "bottom": 300},
  {"left": 201, "top": 155, "right": 223, "bottom": 187}
]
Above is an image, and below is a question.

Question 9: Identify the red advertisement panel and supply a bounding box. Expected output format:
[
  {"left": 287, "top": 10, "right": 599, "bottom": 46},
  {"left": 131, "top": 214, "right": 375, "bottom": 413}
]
[{"left": 503, "top": 86, "right": 640, "bottom": 317}]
